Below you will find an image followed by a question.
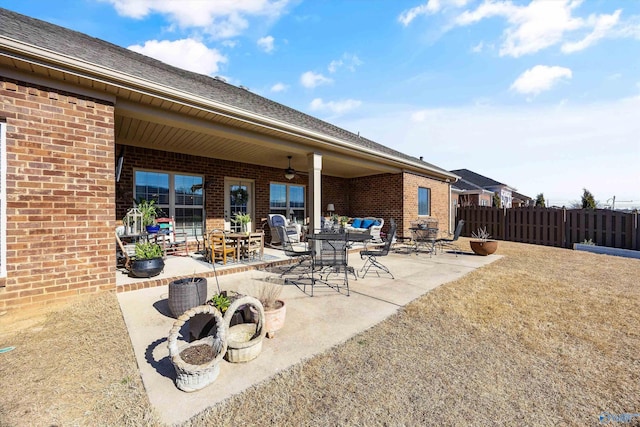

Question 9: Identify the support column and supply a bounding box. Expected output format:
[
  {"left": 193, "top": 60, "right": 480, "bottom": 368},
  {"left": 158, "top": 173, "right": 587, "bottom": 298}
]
[{"left": 307, "top": 152, "right": 322, "bottom": 233}]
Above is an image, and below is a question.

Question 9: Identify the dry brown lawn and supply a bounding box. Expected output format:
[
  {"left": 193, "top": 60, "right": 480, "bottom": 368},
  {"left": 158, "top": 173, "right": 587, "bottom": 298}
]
[{"left": 1, "top": 240, "right": 639, "bottom": 426}]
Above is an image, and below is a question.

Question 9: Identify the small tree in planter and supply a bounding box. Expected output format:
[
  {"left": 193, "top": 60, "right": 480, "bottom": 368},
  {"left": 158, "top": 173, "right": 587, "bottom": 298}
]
[
  {"left": 469, "top": 226, "right": 498, "bottom": 256},
  {"left": 136, "top": 198, "right": 160, "bottom": 233},
  {"left": 129, "top": 241, "right": 164, "bottom": 277}
]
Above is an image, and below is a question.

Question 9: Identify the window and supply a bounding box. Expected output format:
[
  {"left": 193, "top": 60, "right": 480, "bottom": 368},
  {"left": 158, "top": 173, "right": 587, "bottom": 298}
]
[
  {"left": 0, "top": 120, "right": 6, "bottom": 278},
  {"left": 418, "top": 187, "right": 430, "bottom": 216},
  {"left": 270, "top": 183, "right": 305, "bottom": 222},
  {"left": 135, "top": 170, "right": 204, "bottom": 237}
]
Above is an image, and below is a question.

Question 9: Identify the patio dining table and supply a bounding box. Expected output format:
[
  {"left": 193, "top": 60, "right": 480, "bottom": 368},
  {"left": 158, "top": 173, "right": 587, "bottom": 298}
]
[
  {"left": 224, "top": 232, "right": 264, "bottom": 261},
  {"left": 409, "top": 226, "right": 438, "bottom": 255}
]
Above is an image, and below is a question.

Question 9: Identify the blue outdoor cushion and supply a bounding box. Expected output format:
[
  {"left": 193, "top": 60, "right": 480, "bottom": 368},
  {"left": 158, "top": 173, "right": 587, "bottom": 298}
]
[
  {"left": 361, "top": 219, "right": 374, "bottom": 229},
  {"left": 351, "top": 218, "right": 363, "bottom": 228},
  {"left": 373, "top": 219, "right": 381, "bottom": 226}
]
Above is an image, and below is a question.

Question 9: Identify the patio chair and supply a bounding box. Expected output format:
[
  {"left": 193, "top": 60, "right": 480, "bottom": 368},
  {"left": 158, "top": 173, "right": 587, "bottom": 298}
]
[
  {"left": 209, "top": 232, "right": 237, "bottom": 265},
  {"left": 241, "top": 232, "right": 264, "bottom": 261},
  {"left": 277, "top": 226, "right": 313, "bottom": 277},
  {"left": 312, "top": 232, "right": 350, "bottom": 296},
  {"left": 156, "top": 217, "right": 189, "bottom": 257},
  {"left": 359, "top": 218, "right": 397, "bottom": 279},
  {"left": 434, "top": 220, "right": 464, "bottom": 256},
  {"left": 267, "top": 214, "right": 301, "bottom": 245},
  {"left": 115, "top": 232, "right": 136, "bottom": 270}
]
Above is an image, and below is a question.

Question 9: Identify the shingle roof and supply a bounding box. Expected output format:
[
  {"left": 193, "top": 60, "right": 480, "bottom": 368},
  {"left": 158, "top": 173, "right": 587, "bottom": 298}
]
[
  {"left": 450, "top": 169, "right": 507, "bottom": 188},
  {"left": 452, "top": 177, "right": 492, "bottom": 192},
  {"left": 0, "top": 7, "right": 454, "bottom": 178}
]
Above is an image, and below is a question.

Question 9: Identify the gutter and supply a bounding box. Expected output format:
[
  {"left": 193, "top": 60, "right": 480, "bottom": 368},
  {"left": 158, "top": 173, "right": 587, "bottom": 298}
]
[{"left": 0, "top": 36, "right": 458, "bottom": 181}]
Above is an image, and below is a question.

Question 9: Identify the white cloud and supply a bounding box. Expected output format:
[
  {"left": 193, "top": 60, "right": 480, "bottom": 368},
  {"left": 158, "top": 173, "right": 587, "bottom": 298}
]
[
  {"left": 335, "top": 96, "right": 640, "bottom": 204},
  {"left": 300, "top": 71, "right": 333, "bottom": 88},
  {"left": 398, "top": 0, "right": 470, "bottom": 26},
  {"left": 471, "top": 41, "right": 484, "bottom": 53},
  {"left": 561, "top": 9, "right": 621, "bottom": 53},
  {"left": 309, "top": 98, "right": 362, "bottom": 114},
  {"left": 270, "top": 82, "right": 288, "bottom": 92},
  {"left": 510, "top": 65, "right": 572, "bottom": 96},
  {"left": 128, "top": 38, "right": 227, "bottom": 75},
  {"left": 328, "top": 53, "right": 363, "bottom": 73},
  {"left": 257, "top": 35, "right": 275, "bottom": 53},
  {"left": 454, "top": 0, "right": 626, "bottom": 57},
  {"left": 104, "top": 0, "right": 291, "bottom": 39}
]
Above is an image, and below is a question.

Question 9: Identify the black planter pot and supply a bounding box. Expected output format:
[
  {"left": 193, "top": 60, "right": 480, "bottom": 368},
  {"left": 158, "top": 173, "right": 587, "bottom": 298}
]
[
  {"left": 130, "top": 257, "right": 165, "bottom": 278},
  {"left": 168, "top": 277, "right": 208, "bottom": 318}
]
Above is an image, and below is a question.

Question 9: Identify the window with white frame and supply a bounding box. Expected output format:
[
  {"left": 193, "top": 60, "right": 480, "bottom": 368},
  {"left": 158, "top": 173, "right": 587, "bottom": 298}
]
[
  {"left": 418, "top": 187, "right": 431, "bottom": 216},
  {"left": 134, "top": 170, "right": 204, "bottom": 237},
  {"left": 270, "top": 183, "right": 305, "bottom": 222},
  {"left": 1, "top": 120, "right": 6, "bottom": 278}
]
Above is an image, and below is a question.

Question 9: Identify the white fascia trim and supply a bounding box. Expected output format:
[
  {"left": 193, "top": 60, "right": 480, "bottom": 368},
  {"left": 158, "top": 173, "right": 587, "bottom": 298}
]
[{"left": 0, "top": 36, "right": 457, "bottom": 179}]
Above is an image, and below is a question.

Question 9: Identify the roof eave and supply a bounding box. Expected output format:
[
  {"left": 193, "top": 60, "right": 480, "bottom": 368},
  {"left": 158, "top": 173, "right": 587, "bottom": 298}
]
[{"left": 1, "top": 35, "right": 456, "bottom": 179}]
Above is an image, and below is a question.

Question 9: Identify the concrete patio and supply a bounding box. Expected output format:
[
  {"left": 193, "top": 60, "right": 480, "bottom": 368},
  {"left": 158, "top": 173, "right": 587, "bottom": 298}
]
[{"left": 117, "top": 247, "right": 500, "bottom": 425}]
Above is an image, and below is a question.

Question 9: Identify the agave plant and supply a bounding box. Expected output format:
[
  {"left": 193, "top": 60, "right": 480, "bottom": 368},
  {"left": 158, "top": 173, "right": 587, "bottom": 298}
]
[{"left": 471, "top": 226, "right": 492, "bottom": 242}]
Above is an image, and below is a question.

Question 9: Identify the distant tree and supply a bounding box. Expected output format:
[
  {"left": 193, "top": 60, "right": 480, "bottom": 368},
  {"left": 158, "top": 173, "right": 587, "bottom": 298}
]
[
  {"left": 581, "top": 188, "right": 597, "bottom": 209},
  {"left": 535, "top": 193, "right": 546, "bottom": 207},
  {"left": 492, "top": 192, "right": 501, "bottom": 208}
]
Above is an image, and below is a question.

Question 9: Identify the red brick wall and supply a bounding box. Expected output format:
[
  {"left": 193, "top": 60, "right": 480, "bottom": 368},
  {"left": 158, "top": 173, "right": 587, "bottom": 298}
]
[
  {"left": 347, "top": 174, "right": 404, "bottom": 235},
  {"left": 0, "top": 79, "right": 116, "bottom": 310},
  {"left": 402, "top": 173, "right": 450, "bottom": 237},
  {"left": 116, "top": 144, "right": 312, "bottom": 233}
]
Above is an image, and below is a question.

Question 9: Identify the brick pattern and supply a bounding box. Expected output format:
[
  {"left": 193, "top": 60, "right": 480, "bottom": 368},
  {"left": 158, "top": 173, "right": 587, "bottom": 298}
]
[
  {"left": 402, "top": 173, "right": 450, "bottom": 237},
  {"left": 0, "top": 78, "right": 115, "bottom": 310},
  {"left": 0, "top": 78, "right": 451, "bottom": 310}
]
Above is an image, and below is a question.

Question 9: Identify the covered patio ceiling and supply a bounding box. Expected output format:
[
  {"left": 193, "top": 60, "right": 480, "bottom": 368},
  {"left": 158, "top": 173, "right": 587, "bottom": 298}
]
[{"left": 114, "top": 99, "right": 401, "bottom": 179}]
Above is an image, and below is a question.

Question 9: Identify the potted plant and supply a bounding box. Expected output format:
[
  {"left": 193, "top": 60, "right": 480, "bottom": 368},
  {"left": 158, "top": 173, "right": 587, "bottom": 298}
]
[
  {"left": 232, "top": 212, "right": 252, "bottom": 234},
  {"left": 136, "top": 198, "right": 160, "bottom": 233},
  {"left": 167, "top": 304, "right": 227, "bottom": 392},
  {"left": 222, "top": 295, "right": 265, "bottom": 363},
  {"left": 251, "top": 275, "right": 286, "bottom": 338},
  {"left": 129, "top": 241, "right": 165, "bottom": 277},
  {"left": 469, "top": 226, "right": 498, "bottom": 256}
]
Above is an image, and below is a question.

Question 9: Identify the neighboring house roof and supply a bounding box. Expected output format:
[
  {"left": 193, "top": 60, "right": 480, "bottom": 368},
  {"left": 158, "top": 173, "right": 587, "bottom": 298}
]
[
  {"left": 0, "top": 7, "right": 457, "bottom": 181},
  {"left": 450, "top": 169, "right": 516, "bottom": 191},
  {"left": 451, "top": 177, "right": 493, "bottom": 194},
  {"left": 512, "top": 191, "right": 533, "bottom": 203}
]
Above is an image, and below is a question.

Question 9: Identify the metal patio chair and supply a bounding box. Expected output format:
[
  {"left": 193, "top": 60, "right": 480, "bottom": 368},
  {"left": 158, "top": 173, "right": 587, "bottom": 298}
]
[
  {"left": 359, "top": 218, "right": 398, "bottom": 279},
  {"left": 434, "top": 220, "right": 465, "bottom": 256}
]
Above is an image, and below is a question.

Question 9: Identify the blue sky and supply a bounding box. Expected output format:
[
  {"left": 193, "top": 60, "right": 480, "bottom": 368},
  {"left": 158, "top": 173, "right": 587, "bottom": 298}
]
[{"left": 3, "top": 0, "right": 639, "bottom": 208}]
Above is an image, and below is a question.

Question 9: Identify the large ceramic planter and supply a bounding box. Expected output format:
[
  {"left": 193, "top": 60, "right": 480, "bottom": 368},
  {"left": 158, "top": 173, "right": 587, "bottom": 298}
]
[
  {"left": 470, "top": 240, "right": 498, "bottom": 256},
  {"left": 168, "top": 304, "right": 227, "bottom": 392},
  {"left": 251, "top": 300, "right": 286, "bottom": 338},
  {"left": 168, "top": 277, "right": 208, "bottom": 318},
  {"left": 224, "top": 295, "right": 265, "bottom": 363},
  {"left": 129, "top": 257, "right": 164, "bottom": 278}
]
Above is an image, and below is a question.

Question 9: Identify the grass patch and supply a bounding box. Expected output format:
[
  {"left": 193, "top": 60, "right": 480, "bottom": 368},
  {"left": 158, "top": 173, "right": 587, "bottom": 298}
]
[{"left": 1, "top": 239, "right": 638, "bottom": 426}]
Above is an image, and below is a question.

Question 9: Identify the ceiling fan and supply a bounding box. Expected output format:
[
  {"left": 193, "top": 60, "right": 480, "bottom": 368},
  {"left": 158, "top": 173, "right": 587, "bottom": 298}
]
[
  {"left": 283, "top": 155, "right": 309, "bottom": 180},
  {"left": 284, "top": 156, "right": 296, "bottom": 180}
]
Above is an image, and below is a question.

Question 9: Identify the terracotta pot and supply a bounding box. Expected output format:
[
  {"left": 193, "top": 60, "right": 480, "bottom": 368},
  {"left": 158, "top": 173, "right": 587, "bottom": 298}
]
[
  {"left": 252, "top": 300, "right": 286, "bottom": 338},
  {"left": 470, "top": 240, "right": 498, "bottom": 256}
]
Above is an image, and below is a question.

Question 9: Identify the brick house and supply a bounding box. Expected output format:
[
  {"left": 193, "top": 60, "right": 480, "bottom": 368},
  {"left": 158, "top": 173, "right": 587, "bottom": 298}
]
[
  {"left": 451, "top": 177, "right": 494, "bottom": 207},
  {"left": 450, "top": 169, "right": 521, "bottom": 208},
  {"left": 0, "top": 8, "right": 458, "bottom": 310}
]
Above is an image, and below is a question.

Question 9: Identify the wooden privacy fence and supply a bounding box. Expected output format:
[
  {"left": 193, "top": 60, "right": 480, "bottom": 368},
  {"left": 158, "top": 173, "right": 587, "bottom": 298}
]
[{"left": 456, "top": 206, "right": 640, "bottom": 250}]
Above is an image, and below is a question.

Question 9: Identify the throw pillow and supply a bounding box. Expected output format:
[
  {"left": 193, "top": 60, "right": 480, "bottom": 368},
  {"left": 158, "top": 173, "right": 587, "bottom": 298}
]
[
  {"left": 351, "top": 218, "right": 363, "bottom": 228},
  {"left": 361, "top": 218, "right": 374, "bottom": 229}
]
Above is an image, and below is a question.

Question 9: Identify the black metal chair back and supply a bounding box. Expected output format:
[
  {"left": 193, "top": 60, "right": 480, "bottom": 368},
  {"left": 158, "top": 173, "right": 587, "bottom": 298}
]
[{"left": 358, "top": 218, "right": 397, "bottom": 279}]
